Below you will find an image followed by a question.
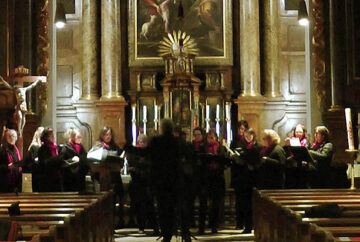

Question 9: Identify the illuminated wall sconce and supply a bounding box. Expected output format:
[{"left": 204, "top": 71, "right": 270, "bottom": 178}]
[
  {"left": 298, "top": 0, "right": 309, "bottom": 26},
  {"left": 55, "top": 1, "right": 66, "bottom": 29}
]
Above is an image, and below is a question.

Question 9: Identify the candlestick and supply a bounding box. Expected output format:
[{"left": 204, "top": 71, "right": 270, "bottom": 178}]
[{"left": 345, "top": 108, "right": 355, "bottom": 150}]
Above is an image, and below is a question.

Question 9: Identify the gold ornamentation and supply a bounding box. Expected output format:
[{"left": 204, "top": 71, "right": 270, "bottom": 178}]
[
  {"left": 158, "top": 30, "right": 199, "bottom": 58},
  {"left": 312, "top": 0, "right": 327, "bottom": 110}
]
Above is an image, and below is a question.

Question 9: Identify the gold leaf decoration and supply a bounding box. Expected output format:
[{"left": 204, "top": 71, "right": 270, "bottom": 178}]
[{"left": 158, "top": 30, "right": 199, "bottom": 58}]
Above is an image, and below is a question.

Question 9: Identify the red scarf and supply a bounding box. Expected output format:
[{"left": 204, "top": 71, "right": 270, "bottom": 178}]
[
  {"left": 45, "top": 141, "right": 58, "bottom": 156},
  {"left": 312, "top": 141, "right": 323, "bottom": 150},
  {"left": 6, "top": 144, "right": 22, "bottom": 186},
  {"left": 70, "top": 141, "right": 81, "bottom": 154}
]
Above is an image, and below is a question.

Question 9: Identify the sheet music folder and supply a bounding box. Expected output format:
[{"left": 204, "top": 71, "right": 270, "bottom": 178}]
[{"left": 289, "top": 146, "right": 314, "bottom": 163}]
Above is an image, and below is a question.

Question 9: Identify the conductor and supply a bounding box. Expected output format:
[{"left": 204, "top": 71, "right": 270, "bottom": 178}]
[{"left": 125, "top": 119, "right": 190, "bottom": 242}]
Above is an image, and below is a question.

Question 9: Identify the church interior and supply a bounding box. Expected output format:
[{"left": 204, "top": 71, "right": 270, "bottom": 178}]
[{"left": 0, "top": 0, "right": 360, "bottom": 241}]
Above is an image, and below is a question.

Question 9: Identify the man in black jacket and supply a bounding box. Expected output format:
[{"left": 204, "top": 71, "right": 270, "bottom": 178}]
[{"left": 125, "top": 119, "right": 190, "bottom": 242}]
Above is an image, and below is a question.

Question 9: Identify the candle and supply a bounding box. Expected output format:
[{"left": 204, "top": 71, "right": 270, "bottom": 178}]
[
  {"left": 216, "top": 104, "right": 220, "bottom": 120},
  {"left": 225, "top": 104, "right": 230, "bottom": 120},
  {"left": 154, "top": 105, "right": 158, "bottom": 131},
  {"left": 132, "top": 123, "right": 137, "bottom": 147},
  {"left": 143, "top": 106, "right": 147, "bottom": 121},
  {"left": 131, "top": 106, "right": 137, "bottom": 146},
  {"left": 132, "top": 106, "right": 136, "bottom": 121},
  {"left": 206, "top": 105, "right": 210, "bottom": 133},
  {"left": 143, "top": 106, "right": 147, "bottom": 135},
  {"left": 206, "top": 105, "right": 210, "bottom": 119},
  {"left": 154, "top": 105, "right": 158, "bottom": 120},
  {"left": 345, "top": 108, "right": 355, "bottom": 150}
]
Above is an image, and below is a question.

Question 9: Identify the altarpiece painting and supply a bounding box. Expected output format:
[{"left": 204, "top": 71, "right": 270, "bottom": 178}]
[{"left": 128, "top": 0, "right": 233, "bottom": 66}]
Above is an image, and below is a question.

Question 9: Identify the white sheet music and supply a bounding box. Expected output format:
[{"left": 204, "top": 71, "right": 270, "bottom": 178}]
[
  {"left": 87, "top": 147, "right": 103, "bottom": 161},
  {"left": 290, "top": 138, "right": 301, "bottom": 146}
]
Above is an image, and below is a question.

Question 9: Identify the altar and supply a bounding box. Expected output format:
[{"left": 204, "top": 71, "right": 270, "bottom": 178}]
[{"left": 128, "top": 31, "right": 233, "bottom": 144}]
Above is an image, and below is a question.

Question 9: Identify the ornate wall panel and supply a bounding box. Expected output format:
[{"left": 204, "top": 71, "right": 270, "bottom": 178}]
[{"left": 261, "top": 0, "right": 308, "bottom": 139}]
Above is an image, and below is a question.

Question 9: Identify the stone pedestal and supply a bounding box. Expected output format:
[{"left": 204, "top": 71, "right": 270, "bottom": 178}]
[
  {"left": 234, "top": 96, "right": 267, "bottom": 137},
  {"left": 323, "top": 109, "right": 348, "bottom": 163},
  {"left": 95, "top": 100, "right": 127, "bottom": 147}
]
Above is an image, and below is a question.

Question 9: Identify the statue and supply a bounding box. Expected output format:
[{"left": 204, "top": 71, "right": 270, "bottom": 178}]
[{"left": 0, "top": 75, "right": 44, "bottom": 137}]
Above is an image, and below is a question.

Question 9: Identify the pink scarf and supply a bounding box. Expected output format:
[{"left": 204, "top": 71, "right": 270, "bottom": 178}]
[
  {"left": 70, "top": 141, "right": 81, "bottom": 154},
  {"left": 193, "top": 140, "right": 202, "bottom": 150},
  {"left": 205, "top": 141, "right": 219, "bottom": 155},
  {"left": 261, "top": 145, "right": 274, "bottom": 156},
  {"left": 6, "top": 144, "right": 22, "bottom": 186},
  {"left": 102, "top": 142, "right": 110, "bottom": 150},
  {"left": 300, "top": 137, "right": 308, "bottom": 147},
  {"left": 45, "top": 141, "right": 58, "bottom": 156},
  {"left": 312, "top": 141, "right": 323, "bottom": 150},
  {"left": 246, "top": 142, "right": 254, "bottom": 149}
]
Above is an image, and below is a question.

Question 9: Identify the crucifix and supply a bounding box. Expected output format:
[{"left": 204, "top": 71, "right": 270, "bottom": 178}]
[{"left": 0, "top": 66, "right": 46, "bottom": 137}]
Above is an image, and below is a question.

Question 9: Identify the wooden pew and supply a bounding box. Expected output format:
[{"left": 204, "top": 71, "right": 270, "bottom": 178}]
[
  {"left": 0, "top": 191, "right": 113, "bottom": 242},
  {"left": 254, "top": 189, "right": 360, "bottom": 242}
]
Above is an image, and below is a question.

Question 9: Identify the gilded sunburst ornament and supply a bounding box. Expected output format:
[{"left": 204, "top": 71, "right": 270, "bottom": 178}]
[{"left": 158, "top": 30, "right": 199, "bottom": 58}]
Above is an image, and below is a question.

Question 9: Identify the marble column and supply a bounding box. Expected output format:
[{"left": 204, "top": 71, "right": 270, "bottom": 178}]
[
  {"left": 82, "top": 0, "right": 98, "bottom": 100},
  {"left": 101, "top": 0, "right": 123, "bottom": 100},
  {"left": 239, "top": 0, "right": 261, "bottom": 97},
  {"left": 95, "top": 0, "right": 127, "bottom": 147},
  {"left": 262, "top": 0, "right": 281, "bottom": 97},
  {"left": 329, "top": 0, "right": 343, "bottom": 110}
]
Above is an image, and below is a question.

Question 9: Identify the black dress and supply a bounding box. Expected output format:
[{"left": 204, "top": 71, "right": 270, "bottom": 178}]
[
  {"left": 127, "top": 152, "right": 158, "bottom": 232},
  {"left": 236, "top": 142, "right": 262, "bottom": 232},
  {"left": 59, "top": 142, "right": 89, "bottom": 191},
  {"left": 257, "top": 145, "right": 287, "bottom": 189},
  {"left": 0, "top": 144, "right": 22, "bottom": 192},
  {"left": 37, "top": 145, "right": 63, "bottom": 192},
  {"left": 23, "top": 144, "right": 41, "bottom": 192}
]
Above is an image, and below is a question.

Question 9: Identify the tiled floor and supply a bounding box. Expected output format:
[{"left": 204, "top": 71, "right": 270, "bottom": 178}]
[{"left": 114, "top": 227, "right": 254, "bottom": 241}]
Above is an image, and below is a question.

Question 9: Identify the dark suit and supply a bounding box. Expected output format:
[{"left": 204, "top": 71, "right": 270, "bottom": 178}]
[{"left": 126, "top": 133, "right": 185, "bottom": 241}]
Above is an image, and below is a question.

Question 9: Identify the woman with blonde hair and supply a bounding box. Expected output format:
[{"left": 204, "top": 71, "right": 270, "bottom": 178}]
[
  {"left": 60, "top": 128, "right": 89, "bottom": 191},
  {"left": 258, "top": 129, "right": 286, "bottom": 189},
  {"left": 22, "top": 126, "right": 44, "bottom": 191}
]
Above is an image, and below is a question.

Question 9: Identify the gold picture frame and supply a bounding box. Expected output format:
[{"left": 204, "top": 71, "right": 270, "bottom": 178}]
[{"left": 128, "top": 0, "right": 233, "bottom": 67}]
